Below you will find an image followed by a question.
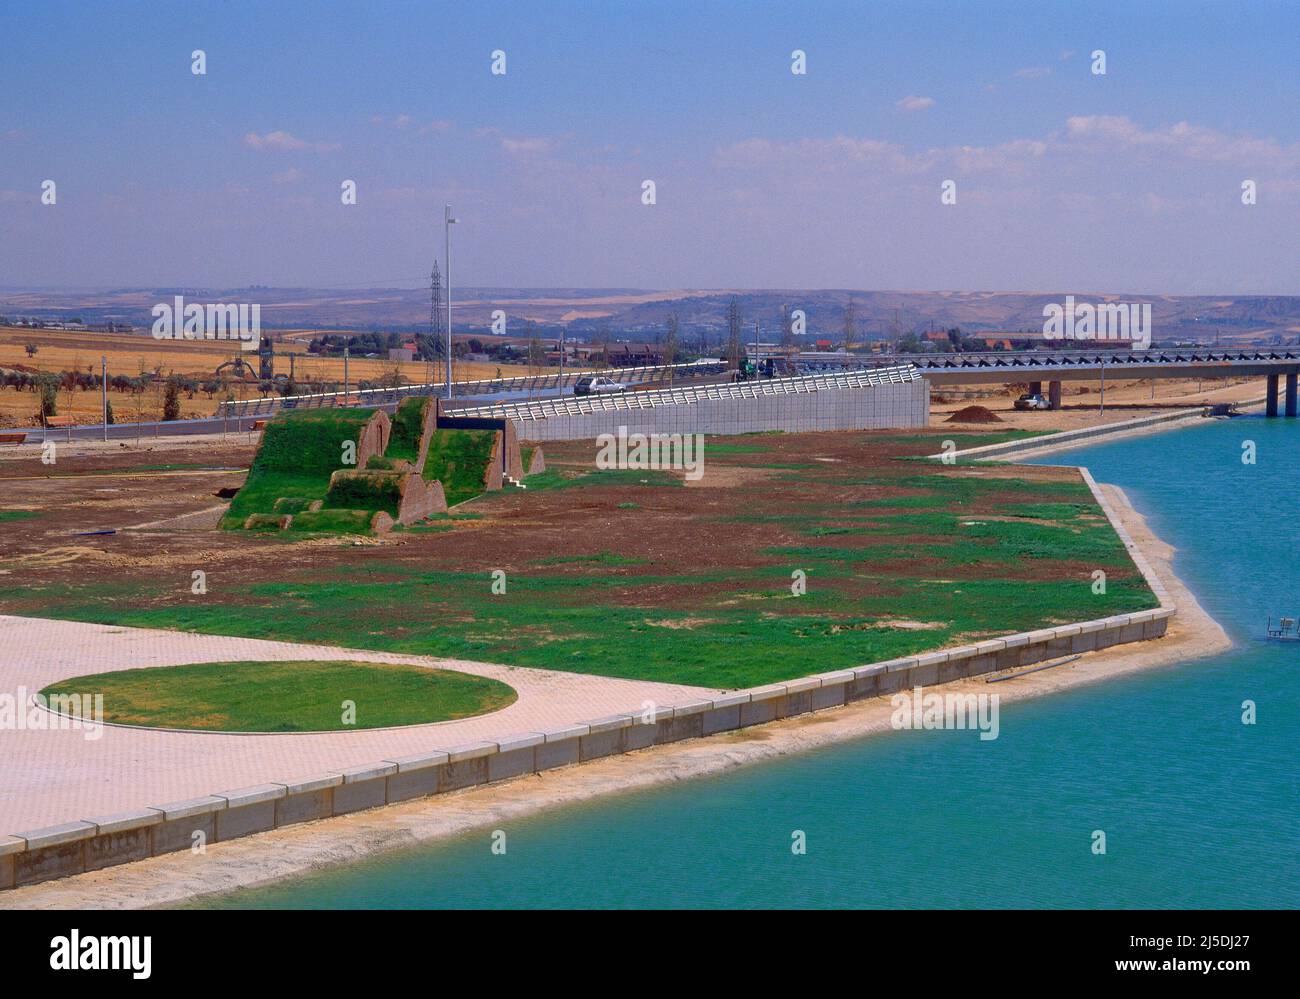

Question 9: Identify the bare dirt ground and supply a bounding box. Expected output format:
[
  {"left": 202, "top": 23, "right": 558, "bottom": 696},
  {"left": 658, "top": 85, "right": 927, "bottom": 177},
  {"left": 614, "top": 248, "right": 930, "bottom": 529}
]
[
  {"left": 930, "top": 375, "right": 1264, "bottom": 431},
  {"left": 0, "top": 438, "right": 256, "bottom": 569},
  {"left": 0, "top": 428, "right": 1109, "bottom": 604}
]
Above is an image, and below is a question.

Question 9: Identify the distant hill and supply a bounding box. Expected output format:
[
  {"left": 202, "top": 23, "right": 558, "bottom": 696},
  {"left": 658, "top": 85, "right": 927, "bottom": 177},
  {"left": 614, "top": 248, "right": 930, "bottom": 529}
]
[{"left": 2, "top": 287, "right": 1297, "bottom": 344}]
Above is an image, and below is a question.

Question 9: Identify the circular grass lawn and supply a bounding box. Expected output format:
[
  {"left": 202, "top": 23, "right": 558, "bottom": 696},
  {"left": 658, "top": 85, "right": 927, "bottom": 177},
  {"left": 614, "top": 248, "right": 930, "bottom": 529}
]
[{"left": 40, "top": 660, "right": 516, "bottom": 733}]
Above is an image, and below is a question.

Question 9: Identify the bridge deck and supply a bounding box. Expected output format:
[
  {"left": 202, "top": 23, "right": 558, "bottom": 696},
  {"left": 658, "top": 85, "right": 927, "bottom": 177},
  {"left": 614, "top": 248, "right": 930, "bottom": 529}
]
[{"left": 793, "top": 347, "right": 1300, "bottom": 383}]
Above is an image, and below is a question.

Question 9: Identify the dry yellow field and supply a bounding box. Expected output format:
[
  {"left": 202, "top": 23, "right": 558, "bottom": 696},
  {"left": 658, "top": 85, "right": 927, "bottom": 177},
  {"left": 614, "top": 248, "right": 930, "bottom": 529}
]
[{"left": 0, "top": 326, "right": 529, "bottom": 426}]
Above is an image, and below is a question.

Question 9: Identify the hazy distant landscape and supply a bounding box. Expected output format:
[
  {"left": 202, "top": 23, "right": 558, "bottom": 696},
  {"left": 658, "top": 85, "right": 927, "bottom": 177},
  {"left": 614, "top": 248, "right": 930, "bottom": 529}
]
[{"left": 4, "top": 287, "right": 1300, "bottom": 343}]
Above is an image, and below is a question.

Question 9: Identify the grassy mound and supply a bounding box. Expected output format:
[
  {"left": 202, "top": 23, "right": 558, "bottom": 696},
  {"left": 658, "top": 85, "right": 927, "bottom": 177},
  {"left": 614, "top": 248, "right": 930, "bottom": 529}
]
[
  {"left": 241, "top": 513, "right": 289, "bottom": 531},
  {"left": 272, "top": 496, "right": 317, "bottom": 514},
  {"left": 285, "top": 509, "right": 380, "bottom": 534},
  {"left": 386, "top": 396, "right": 430, "bottom": 464},
  {"left": 41, "top": 659, "right": 516, "bottom": 732},
  {"left": 423, "top": 428, "right": 497, "bottom": 505},
  {"left": 223, "top": 408, "right": 379, "bottom": 528},
  {"left": 323, "top": 472, "right": 403, "bottom": 516}
]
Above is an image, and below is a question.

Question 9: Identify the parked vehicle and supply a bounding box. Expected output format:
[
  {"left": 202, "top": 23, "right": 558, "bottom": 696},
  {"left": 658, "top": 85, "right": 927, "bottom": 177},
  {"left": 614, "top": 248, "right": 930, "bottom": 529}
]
[
  {"left": 735, "top": 358, "right": 777, "bottom": 381},
  {"left": 574, "top": 375, "right": 628, "bottom": 396},
  {"left": 1014, "top": 393, "right": 1053, "bottom": 411}
]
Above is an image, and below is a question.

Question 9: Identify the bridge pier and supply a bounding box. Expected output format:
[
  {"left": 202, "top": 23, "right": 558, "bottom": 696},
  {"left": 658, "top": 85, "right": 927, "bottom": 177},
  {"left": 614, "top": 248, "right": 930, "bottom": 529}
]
[
  {"left": 1266, "top": 374, "right": 1279, "bottom": 418},
  {"left": 1028, "top": 381, "right": 1042, "bottom": 396},
  {"left": 1048, "top": 380, "right": 1062, "bottom": 410},
  {"left": 1287, "top": 371, "right": 1298, "bottom": 418}
]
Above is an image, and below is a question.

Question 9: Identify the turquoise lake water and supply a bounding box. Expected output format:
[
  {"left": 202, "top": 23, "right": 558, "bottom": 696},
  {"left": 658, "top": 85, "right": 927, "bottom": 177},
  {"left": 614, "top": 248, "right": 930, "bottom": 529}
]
[{"left": 205, "top": 416, "right": 1298, "bottom": 909}]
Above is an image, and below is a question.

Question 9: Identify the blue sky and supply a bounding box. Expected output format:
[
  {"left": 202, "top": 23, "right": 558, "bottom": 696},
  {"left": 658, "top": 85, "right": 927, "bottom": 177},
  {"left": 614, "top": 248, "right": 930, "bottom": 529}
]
[{"left": 2, "top": 0, "right": 1297, "bottom": 292}]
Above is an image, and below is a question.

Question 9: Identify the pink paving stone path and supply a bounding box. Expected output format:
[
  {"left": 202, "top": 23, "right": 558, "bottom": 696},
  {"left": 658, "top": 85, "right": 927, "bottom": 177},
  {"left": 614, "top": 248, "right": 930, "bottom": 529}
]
[{"left": 0, "top": 614, "right": 722, "bottom": 834}]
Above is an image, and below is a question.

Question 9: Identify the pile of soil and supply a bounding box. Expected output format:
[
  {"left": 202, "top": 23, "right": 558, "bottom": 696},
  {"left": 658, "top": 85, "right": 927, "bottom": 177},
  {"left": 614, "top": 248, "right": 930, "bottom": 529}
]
[{"left": 945, "top": 405, "right": 1003, "bottom": 424}]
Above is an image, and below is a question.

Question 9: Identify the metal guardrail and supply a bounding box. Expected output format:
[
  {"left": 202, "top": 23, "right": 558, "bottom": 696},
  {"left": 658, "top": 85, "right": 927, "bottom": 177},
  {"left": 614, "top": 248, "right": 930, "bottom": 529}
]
[
  {"left": 213, "top": 360, "right": 730, "bottom": 420},
  {"left": 451, "top": 365, "right": 921, "bottom": 422}
]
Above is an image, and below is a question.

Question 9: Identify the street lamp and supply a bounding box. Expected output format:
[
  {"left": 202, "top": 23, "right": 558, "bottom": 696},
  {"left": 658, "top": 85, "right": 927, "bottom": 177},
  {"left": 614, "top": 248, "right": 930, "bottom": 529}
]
[{"left": 445, "top": 204, "right": 458, "bottom": 399}]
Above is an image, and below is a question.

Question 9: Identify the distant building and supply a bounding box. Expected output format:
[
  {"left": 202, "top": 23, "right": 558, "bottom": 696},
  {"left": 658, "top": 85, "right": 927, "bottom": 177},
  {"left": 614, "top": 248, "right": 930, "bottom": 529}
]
[
  {"left": 974, "top": 331, "right": 1136, "bottom": 350},
  {"left": 605, "top": 342, "right": 664, "bottom": 365}
]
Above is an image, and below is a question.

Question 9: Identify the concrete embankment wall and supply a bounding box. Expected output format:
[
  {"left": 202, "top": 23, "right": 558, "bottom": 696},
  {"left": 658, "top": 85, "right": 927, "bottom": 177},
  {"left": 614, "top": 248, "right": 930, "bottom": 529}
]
[
  {"left": 936, "top": 408, "right": 1210, "bottom": 463},
  {"left": 0, "top": 615, "right": 1169, "bottom": 892},
  {"left": 514, "top": 381, "right": 929, "bottom": 442}
]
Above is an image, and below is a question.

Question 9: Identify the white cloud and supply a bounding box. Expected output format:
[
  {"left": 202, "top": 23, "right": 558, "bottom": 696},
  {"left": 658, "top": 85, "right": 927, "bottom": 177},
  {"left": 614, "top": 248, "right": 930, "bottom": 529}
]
[
  {"left": 243, "top": 130, "right": 340, "bottom": 153},
  {"left": 714, "top": 114, "right": 1300, "bottom": 182},
  {"left": 1013, "top": 66, "right": 1051, "bottom": 79},
  {"left": 1062, "top": 115, "right": 1300, "bottom": 169},
  {"left": 896, "top": 95, "right": 935, "bottom": 112},
  {"left": 715, "top": 135, "right": 921, "bottom": 172},
  {"left": 476, "top": 126, "right": 558, "bottom": 156},
  {"left": 948, "top": 138, "right": 1048, "bottom": 173}
]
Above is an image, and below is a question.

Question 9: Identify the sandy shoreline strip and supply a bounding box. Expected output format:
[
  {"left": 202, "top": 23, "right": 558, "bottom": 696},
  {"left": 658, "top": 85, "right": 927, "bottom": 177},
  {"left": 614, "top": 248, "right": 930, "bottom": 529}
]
[
  {"left": 998, "top": 401, "right": 1265, "bottom": 463},
  {"left": 1, "top": 478, "right": 1232, "bottom": 910}
]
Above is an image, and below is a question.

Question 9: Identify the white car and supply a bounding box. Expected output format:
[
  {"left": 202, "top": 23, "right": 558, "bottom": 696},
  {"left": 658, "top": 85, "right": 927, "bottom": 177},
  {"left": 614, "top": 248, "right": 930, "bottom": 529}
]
[
  {"left": 1014, "top": 393, "right": 1052, "bottom": 411},
  {"left": 574, "top": 376, "right": 627, "bottom": 396}
]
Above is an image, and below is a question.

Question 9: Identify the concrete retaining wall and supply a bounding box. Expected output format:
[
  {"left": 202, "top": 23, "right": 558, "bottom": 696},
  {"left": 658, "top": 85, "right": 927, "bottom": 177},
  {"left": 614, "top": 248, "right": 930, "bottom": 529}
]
[
  {"left": 931, "top": 408, "right": 1209, "bottom": 463},
  {"left": 513, "top": 380, "right": 929, "bottom": 442},
  {"left": 0, "top": 607, "right": 1170, "bottom": 892},
  {"left": 354, "top": 410, "right": 392, "bottom": 470},
  {"left": 394, "top": 474, "right": 447, "bottom": 524}
]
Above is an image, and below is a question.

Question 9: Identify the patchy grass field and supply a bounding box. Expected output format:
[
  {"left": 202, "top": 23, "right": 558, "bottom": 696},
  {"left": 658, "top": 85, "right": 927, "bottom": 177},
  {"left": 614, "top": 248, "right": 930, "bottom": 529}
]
[
  {"left": 0, "top": 427, "right": 1154, "bottom": 689},
  {"left": 40, "top": 659, "right": 516, "bottom": 732}
]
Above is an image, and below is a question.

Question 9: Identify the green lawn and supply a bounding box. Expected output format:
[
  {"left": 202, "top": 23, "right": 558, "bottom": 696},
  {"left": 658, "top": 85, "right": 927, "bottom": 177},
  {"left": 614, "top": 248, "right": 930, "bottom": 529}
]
[
  {"left": 15, "top": 565, "right": 1153, "bottom": 691},
  {"left": 40, "top": 659, "right": 516, "bottom": 732}
]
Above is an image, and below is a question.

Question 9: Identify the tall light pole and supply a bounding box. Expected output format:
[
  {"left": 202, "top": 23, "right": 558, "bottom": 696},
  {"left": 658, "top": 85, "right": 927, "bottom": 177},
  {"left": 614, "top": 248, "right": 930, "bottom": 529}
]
[{"left": 445, "top": 204, "right": 458, "bottom": 399}]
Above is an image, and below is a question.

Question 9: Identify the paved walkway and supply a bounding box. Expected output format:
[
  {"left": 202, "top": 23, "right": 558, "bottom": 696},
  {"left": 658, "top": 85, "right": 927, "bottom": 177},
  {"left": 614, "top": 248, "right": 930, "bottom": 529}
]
[{"left": 0, "top": 615, "right": 720, "bottom": 833}]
